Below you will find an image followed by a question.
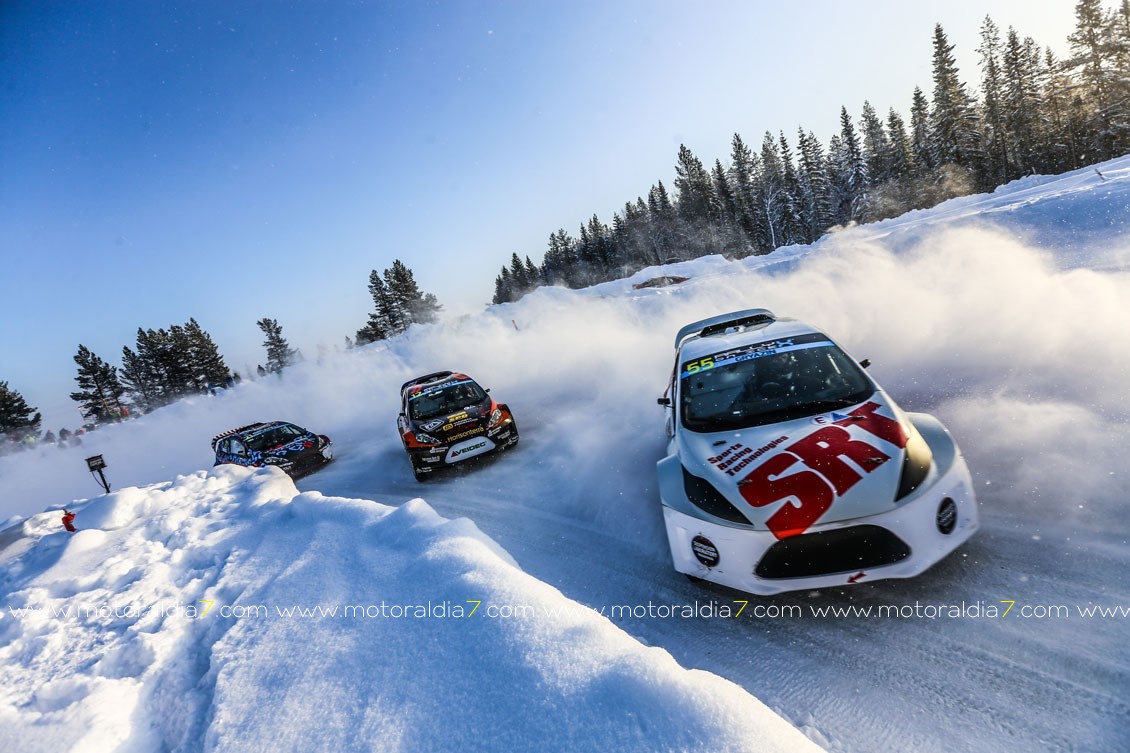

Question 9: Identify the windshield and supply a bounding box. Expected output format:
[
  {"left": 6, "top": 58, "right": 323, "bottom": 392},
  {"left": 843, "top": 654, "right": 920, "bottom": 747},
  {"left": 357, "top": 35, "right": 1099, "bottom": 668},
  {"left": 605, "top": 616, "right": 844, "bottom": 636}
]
[
  {"left": 244, "top": 423, "right": 308, "bottom": 451},
  {"left": 408, "top": 379, "right": 488, "bottom": 420},
  {"left": 679, "top": 337, "right": 873, "bottom": 432}
]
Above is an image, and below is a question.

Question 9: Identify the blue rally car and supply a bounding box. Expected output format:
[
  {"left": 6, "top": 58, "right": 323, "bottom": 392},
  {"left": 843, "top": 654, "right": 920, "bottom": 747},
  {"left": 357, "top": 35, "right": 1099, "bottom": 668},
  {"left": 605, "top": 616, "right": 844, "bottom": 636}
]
[{"left": 212, "top": 421, "right": 333, "bottom": 478}]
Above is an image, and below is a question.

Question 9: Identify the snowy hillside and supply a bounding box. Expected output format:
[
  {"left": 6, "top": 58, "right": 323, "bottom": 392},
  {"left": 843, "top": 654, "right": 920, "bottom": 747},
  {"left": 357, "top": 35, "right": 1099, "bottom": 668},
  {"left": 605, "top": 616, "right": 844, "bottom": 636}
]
[{"left": 2, "top": 156, "right": 1129, "bottom": 752}]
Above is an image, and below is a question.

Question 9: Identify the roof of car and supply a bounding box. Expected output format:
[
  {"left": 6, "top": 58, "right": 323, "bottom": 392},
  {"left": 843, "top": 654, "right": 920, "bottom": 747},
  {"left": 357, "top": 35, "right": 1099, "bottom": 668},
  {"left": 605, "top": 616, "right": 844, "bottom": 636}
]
[
  {"left": 677, "top": 316, "right": 824, "bottom": 362},
  {"left": 211, "top": 421, "right": 299, "bottom": 449},
  {"left": 402, "top": 371, "right": 473, "bottom": 397}
]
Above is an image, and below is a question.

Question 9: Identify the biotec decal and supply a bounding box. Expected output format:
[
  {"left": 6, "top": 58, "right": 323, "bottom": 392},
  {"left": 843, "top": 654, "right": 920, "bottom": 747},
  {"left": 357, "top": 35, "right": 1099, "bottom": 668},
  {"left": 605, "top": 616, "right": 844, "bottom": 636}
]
[{"left": 736, "top": 401, "right": 909, "bottom": 539}]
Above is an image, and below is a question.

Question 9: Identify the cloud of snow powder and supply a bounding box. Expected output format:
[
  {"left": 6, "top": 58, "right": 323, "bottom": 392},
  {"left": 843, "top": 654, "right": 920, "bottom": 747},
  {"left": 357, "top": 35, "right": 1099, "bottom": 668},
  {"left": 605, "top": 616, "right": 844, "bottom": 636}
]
[{"left": 2, "top": 223, "right": 1127, "bottom": 546}]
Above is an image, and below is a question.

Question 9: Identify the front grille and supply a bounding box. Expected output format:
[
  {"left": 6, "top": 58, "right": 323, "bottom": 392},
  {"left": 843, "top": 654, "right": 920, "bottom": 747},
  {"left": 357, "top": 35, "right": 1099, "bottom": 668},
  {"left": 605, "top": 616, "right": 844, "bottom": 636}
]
[{"left": 755, "top": 525, "right": 910, "bottom": 579}]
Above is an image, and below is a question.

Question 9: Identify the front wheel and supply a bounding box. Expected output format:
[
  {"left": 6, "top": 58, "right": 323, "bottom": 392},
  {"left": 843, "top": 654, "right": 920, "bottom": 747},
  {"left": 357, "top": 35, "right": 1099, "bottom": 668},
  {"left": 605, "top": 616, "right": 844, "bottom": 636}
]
[{"left": 409, "top": 455, "right": 429, "bottom": 482}]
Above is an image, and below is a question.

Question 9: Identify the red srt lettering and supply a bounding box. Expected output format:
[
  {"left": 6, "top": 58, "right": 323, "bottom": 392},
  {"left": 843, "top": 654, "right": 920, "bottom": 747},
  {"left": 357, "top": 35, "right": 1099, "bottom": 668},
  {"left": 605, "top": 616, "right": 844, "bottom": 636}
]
[
  {"left": 738, "top": 454, "right": 834, "bottom": 539},
  {"left": 788, "top": 426, "right": 889, "bottom": 495},
  {"left": 740, "top": 401, "right": 907, "bottom": 539},
  {"left": 835, "top": 401, "right": 908, "bottom": 448}
]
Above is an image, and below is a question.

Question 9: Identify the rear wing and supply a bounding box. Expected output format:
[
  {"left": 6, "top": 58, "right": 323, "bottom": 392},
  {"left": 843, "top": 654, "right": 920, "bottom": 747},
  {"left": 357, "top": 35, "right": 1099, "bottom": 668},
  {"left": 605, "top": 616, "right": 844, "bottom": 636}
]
[{"left": 674, "top": 308, "right": 776, "bottom": 349}]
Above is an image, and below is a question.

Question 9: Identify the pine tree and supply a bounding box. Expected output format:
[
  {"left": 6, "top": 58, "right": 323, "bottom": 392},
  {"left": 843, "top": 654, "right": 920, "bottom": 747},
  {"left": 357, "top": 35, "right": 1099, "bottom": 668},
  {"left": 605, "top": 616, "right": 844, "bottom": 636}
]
[
  {"left": 121, "top": 326, "right": 195, "bottom": 407},
  {"left": 796, "top": 128, "right": 834, "bottom": 242},
  {"left": 0, "top": 381, "right": 41, "bottom": 440},
  {"left": 727, "top": 133, "right": 764, "bottom": 252},
  {"left": 1065, "top": 0, "right": 1130, "bottom": 157},
  {"left": 886, "top": 109, "right": 916, "bottom": 179},
  {"left": 978, "top": 16, "right": 1012, "bottom": 184},
  {"left": 859, "top": 101, "right": 891, "bottom": 186},
  {"left": 257, "top": 318, "right": 299, "bottom": 373},
  {"left": 524, "top": 256, "right": 540, "bottom": 287},
  {"left": 357, "top": 270, "right": 397, "bottom": 344},
  {"left": 184, "top": 318, "right": 231, "bottom": 388},
  {"left": 647, "top": 181, "right": 680, "bottom": 260},
  {"left": 492, "top": 268, "right": 514, "bottom": 305},
  {"left": 120, "top": 342, "right": 161, "bottom": 412},
  {"left": 830, "top": 107, "right": 868, "bottom": 223},
  {"left": 756, "top": 132, "right": 787, "bottom": 250},
  {"left": 711, "top": 159, "right": 746, "bottom": 255},
  {"left": 776, "top": 132, "right": 805, "bottom": 246},
  {"left": 71, "top": 345, "right": 126, "bottom": 421},
  {"left": 1001, "top": 27, "right": 1044, "bottom": 174},
  {"left": 929, "top": 24, "right": 984, "bottom": 181},
  {"left": 385, "top": 260, "right": 442, "bottom": 329},
  {"left": 909, "top": 86, "right": 935, "bottom": 171},
  {"left": 508, "top": 252, "right": 529, "bottom": 294},
  {"left": 542, "top": 228, "right": 578, "bottom": 286},
  {"left": 1040, "top": 46, "right": 1084, "bottom": 170},
  {"left": 673, "top": 144, "right": 716, "bottom": 256}
]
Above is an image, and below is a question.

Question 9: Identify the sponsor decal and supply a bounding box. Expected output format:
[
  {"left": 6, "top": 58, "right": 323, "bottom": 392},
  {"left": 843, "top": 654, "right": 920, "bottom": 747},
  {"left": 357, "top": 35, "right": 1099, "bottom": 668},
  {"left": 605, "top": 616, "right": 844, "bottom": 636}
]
[
  {"left": 812, "top": 411, "right": 853, "bottom": 425},
  {"left": 682, "top": 332, "right": 834, "bottom": 378},
  {"left": 707, "top": 437, "right": 789, "bottom": 477},
  {"left": 737, "top": 401, "right": 909, "bottom": 540},
  {"left": 442, "top": 415, "right": 478, "bottom": 432},
  {"left": 445, "top": 436, "right": 496, "bottom": 464},
  {"left": 451, "top": 440, "right": 488, "bottom": 458},
  {"left": 691, "top": 535, "right": 720, "bottom": 567},
  {"left": 448, "top": 426, "right": 485, "bottom": 442},
  {"left": 421, "top": 419, "right": 444, "bottom": 432},
  {"left": 409, "top": 378, "right": 475, "bottom": 401}
]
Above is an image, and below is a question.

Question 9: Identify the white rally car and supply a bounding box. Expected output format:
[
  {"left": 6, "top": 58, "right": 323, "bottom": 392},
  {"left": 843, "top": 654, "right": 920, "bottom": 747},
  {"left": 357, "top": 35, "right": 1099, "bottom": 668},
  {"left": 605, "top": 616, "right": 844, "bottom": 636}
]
[{"left": 657, "top": 309, "right": 978, "bottom": 595}]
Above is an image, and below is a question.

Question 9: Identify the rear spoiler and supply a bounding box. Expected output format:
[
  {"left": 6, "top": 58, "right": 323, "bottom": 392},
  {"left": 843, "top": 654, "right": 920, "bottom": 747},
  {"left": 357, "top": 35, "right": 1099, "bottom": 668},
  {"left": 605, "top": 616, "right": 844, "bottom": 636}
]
[
  {"left": 400, "top": 371, "right": 454, "bottom": 394},
  {"left": 211, "top": 422, "right": 266, "bottom": 450},
  {"left": 674, "top": 308, "right": 776, "bottom": 349}
]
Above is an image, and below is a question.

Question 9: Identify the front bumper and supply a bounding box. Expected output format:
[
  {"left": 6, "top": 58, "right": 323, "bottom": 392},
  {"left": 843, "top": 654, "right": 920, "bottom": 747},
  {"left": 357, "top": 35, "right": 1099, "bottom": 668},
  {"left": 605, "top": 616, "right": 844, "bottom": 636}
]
[
  {"left": 408, "top": 421, "right": 518, "bottom": 473},
  {"left": 661, "top": 434, "right": 978, "bottom": 596}
]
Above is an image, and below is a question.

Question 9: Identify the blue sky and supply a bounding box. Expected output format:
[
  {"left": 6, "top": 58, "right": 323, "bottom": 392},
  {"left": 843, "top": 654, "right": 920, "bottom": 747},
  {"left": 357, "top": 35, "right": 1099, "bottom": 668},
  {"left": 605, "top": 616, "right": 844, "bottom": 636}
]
[{"left": 1, "top": 0, "right": 1077, "bottom": 431}]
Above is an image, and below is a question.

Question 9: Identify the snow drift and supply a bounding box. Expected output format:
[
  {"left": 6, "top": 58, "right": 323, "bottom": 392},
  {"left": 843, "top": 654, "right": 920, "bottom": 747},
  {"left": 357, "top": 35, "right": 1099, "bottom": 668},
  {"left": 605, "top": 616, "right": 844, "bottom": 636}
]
[{"left": 1, "top": 466, "right": 821, "bottom": 752}]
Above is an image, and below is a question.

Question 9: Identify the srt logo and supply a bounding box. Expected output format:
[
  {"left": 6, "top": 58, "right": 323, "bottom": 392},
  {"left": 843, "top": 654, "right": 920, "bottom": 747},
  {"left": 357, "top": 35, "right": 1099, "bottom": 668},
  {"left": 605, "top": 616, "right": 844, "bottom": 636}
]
[{"left": 737, "top": 402, "right": 909, "bottom": 539}]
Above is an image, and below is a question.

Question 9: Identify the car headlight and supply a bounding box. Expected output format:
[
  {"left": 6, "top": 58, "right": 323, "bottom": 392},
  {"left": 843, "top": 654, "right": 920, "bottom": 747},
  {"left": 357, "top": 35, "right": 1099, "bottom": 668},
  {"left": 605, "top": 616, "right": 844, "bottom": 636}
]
[
  {"left": 415, "top": 431, "right": 441, "bottom": 445},
  {"left": 489, "top": 408, "right": 503, "bottom": 427}
]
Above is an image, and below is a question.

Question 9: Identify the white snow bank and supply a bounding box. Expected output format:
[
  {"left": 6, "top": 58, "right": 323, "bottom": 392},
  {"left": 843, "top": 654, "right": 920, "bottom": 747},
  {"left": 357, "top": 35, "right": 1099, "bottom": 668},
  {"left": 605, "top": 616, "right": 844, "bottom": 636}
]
[{"left": 0, "top": 467, "right": 823, "bottom": 753}]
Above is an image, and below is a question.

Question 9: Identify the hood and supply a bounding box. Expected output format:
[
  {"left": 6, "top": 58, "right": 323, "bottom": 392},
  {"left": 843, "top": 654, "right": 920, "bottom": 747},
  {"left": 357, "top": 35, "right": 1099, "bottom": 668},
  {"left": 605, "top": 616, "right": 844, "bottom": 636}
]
[
  {"left": 414, "top": 402, "right": 491, "bottom": 444},
  {"left": 678, "top": 393, "right": 914, "bottom": 538}
]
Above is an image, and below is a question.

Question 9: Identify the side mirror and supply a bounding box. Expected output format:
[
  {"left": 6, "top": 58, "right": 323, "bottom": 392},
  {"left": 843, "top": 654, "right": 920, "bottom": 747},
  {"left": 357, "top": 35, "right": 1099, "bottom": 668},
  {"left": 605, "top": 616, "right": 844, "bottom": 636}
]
[
  {"left": 859, "top": 359, "right": 871, "bottom": 369},
  {"left": 485, "top": 388, "right": 491, "bottom": 393},
  {"left": 657, "top": 397, "right": 671, "bottom": 406}
]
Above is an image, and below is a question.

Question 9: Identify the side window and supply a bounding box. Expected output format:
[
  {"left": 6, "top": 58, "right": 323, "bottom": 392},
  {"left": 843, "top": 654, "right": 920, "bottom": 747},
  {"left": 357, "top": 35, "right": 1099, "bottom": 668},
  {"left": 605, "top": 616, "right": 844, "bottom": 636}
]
[
  {"left": 217, "top": 438, "right": 230, "bottom": 454},
  {"left": 231, "top": 439, "right": 248, "bottom": 457}
]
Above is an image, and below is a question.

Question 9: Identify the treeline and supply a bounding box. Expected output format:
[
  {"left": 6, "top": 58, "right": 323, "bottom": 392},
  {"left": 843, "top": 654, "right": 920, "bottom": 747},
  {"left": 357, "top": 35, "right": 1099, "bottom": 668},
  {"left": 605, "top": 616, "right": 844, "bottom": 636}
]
[
  {"left": 493, "top": 3, "right": 1130, "bottom": 304},
  {"left": 2, "top": 259, "right": 442, "bottom": 447},
  {"left": 73, "top": 318, "right": 234, "bottom": 419}
]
